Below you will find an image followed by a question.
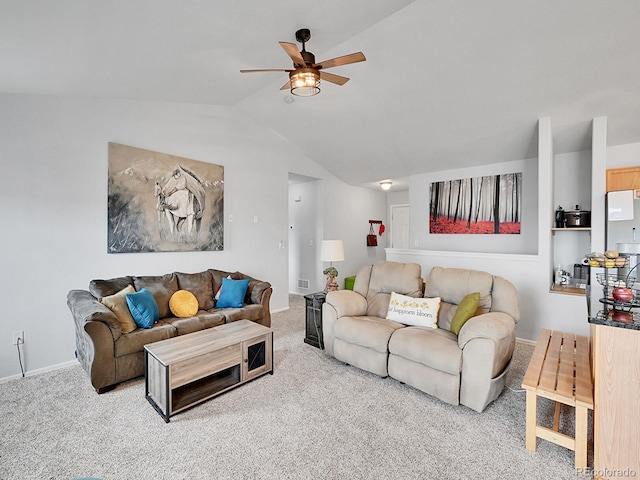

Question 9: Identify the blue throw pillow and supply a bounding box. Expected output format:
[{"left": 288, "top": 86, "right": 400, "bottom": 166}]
[
  {"left": 126, "top": 288, "right": 159, "bottom": 329},
  {"left": 216, "top": 278, "right": 250, "bottom": 308}
]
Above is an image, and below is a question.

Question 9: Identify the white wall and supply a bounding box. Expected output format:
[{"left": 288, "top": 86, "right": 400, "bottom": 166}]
[
  {"left": 388, "top": 118, "right": 591, "bottom": 342},
  {"left": 389, "top": 122, "right": 640, "bottom": 342},
  {"left": 321, "top": 177, "right": 388, "bottom": 284},
  {"left": 410, "top": 158, "right": 539, "bottom": 254},
  {"left": 0, "top": 93, "right": 388, "bottom": 380},
  {"left": 387, "top": 190, "right": 409, "bottom": 207}
]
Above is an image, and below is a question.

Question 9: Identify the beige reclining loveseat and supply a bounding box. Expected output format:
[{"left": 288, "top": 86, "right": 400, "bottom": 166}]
[{"left": 322, "top": 261, "right": 520, "bottom": 412}]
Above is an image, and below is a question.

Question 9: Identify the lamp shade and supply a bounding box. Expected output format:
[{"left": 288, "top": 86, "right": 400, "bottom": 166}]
[
  {"left": 290, "top": 68, "right": 321, "bottom": 97},
  {"left": 321, "top": 240, "right": 345, "bottom": 262}
]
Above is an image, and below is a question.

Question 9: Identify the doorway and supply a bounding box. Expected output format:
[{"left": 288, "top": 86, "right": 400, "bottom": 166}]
[
  {"left": 390, "top": 204, "right": 410, "bottom": 249},
  {"left": 288, "top": 173, "right": 322, "bottom": 294}
]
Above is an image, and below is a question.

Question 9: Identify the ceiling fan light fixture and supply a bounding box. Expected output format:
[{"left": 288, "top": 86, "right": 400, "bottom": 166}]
[
  {"left": 380, "top": 180, "right": 393, "bottom": 191},
  {"left": 290, "top": 68, "right": 320, "bottom": 97}
]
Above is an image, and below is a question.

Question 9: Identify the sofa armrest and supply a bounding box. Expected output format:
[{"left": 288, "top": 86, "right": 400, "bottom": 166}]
[
  {"left": 322, "top": 290, "right": 367, "bottom": 356},
  {"left": 247, "top": 280, "right": 271, "bottom": 306},
  {"left": 458, "top": 312, "right": 516, "bottom": 412},
  {"left": 457, "top": 311, "right": 515, "bottom": 349},
  {"left": 66, "top": 290, "right": 122, "bottom": 342},
  {"left": 324, "top": 290, "right": 368, "bottom": 318},
  {"left": 250, "top": 281, "right": 272, "bottom": 327}
]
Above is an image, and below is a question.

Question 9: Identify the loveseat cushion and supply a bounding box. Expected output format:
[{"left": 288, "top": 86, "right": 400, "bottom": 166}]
[
  {"left": 167, "top": 312, "right": 225, "bottom": 335},
  {"left": 133, "top": 274, "right": 179, "bottom": 319},
  {"left": 89, "top": 276, "right": 134, "bottom": 298},
  {"left": 425, "top": 267, "right": 493, "bottom": 311},
  {"left": 365, "top": 261, "right": 423, "bottom": 318},
  {"left": 217, "top": 304, "right": 263, "bottom": 323},
  {"left": 113, "top": 322, "right": 177, "bottom": 357},
  {"left": 388, "top": 327, "right": 462, "bottom": 375},
  {"left": 334, "top": 316, "right": 404, "bottom": 354},
  {"left": 175, "top": 271, "right": 215, "bottom": 310}
]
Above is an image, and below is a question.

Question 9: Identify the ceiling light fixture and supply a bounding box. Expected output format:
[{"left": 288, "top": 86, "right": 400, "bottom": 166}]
[
  {"left": 290, "top": 67, "right": 320, "bottom": 97},
  {"left": 380, "top": 181, "right": 393, "bottom": 191}
]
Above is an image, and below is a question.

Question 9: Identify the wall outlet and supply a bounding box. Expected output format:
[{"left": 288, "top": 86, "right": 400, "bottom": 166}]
[{"left": 13, "top": 331, "right": 24, "bottom": 345}]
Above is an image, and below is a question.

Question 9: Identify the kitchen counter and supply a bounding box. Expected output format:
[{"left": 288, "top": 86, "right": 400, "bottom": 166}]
[
  {"left": 588, "top": 310, "right": 640, "bottom": 330},
  {"left": 589, "top": 320, "right": 640, "bottom": 479}
]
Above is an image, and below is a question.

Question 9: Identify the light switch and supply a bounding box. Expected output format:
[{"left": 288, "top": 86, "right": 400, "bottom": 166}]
[
  {"left": 254, "top": 216, "right": 259, "bottom": 224},
  {"left": 228, "top": 214, "right": 233, "bottom": 223}
]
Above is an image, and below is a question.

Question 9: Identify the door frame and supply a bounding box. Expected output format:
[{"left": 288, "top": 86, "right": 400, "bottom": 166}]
[{"left": 390, "top": 203, "right": 410, "bottom": 249}]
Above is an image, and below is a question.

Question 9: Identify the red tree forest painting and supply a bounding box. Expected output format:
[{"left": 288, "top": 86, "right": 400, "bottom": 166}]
[{"left": 430, "top": 173, "right": 522, "bottom": 234}]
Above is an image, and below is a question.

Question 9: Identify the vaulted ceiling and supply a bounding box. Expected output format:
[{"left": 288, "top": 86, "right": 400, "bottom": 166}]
[{"left": 2, "top": 0, "right": 639, "bottom": 189}]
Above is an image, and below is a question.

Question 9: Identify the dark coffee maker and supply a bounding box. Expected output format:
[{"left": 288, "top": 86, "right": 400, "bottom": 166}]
[{"left": 573, "top": 264, "right": 589, "bottom": 282}]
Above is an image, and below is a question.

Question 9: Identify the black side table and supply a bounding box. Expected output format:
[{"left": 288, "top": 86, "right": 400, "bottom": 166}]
[{"left": 304, "top": 292, "right": 326, "bottom": 349}]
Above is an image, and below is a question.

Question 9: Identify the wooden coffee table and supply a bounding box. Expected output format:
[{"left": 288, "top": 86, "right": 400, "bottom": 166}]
[{"left": 144, "top": 320, "right": 273, "bottom": 422}]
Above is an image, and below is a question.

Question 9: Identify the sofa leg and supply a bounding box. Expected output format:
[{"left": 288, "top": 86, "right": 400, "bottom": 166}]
[{"left": 96, "top": 384, "right": 117, "bottom": 394}]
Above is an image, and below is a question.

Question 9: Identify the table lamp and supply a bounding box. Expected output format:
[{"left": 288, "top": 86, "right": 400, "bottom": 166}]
[{"left": 321, "top": 240, "right": 344, "bottom": 293}]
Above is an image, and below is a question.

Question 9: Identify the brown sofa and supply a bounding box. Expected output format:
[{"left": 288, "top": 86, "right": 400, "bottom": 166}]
[{"left": 67, "top": 269, "right": 272, "bottom": 393}]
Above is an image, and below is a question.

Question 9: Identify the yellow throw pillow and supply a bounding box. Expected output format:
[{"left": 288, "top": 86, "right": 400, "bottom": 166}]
[
  {"left": 99, "top": 285, "right": 137, "bottom": 334},
  {"left": 169, "top": 290, "right": 199, "bottom": 318}
]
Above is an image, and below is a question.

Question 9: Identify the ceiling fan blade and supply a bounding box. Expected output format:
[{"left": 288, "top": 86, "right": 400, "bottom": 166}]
[
  {"left": 279, "top": 42, "right": 306, "bottom": 67},
  {"left": 240, "top": 69, "right": 291, "bottom": 73},
  {"left": 319, "top": 71, "right": 350, "bottom": 86},
  {"left": 280, "top": 81, "right": 291, "bottom": 91},
  {"left": 314, "top": 52, "right": 366, "bottom": 70}
]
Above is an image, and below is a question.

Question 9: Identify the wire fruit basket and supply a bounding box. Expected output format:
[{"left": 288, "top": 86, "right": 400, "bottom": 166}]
[{"left": 596, "top": 273, "right": 635, "bottom": 289}]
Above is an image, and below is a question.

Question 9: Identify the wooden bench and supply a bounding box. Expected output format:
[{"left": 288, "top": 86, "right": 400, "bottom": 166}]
[{"left": 521, "top": 329, "right": 593, "bottom": 469}]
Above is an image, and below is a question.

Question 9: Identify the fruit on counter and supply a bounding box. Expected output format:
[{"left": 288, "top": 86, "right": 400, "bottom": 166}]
[
  {"left": 615, "top": 256, "right": 627, "bottom": 267},
  {"left": 605, "top": 250, "right": 619, "bottom": 259},
  {"left": 612, "top": 287, "right": 634, "bottom": 302},
  {"left": 610, "top": 310, "right": 633, "bottom": 323},
  {"left": 605, "top": 259, "right": 616, "bottom": 268},
  {"left": 588, "top": 252, "right": 606, "bottom": 266}
]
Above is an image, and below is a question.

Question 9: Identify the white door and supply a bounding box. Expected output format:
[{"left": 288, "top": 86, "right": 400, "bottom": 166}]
[{"left": 390, "top": 204, "right": 409, "bottom": 249}]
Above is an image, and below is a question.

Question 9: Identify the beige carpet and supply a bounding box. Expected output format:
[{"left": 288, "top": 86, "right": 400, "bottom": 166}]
[{"left": 0, "top": 295, "right": 591, "bottom": 479}]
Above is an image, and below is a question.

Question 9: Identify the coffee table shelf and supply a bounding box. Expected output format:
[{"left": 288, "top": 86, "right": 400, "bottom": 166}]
[{"left": 145, "top": 320, "right": 273, "bottom": 422}]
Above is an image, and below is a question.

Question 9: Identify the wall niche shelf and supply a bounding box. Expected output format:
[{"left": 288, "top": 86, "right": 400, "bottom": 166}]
[
  {"left": 549, "top": 283, "right": 586, "bottom": 296},
  {"left": 551, "top": 227, "right": 591, "bottom": 234}
]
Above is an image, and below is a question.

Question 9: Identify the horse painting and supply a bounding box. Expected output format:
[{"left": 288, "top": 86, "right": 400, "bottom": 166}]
[
  {"left": 156, "top": 165, "right": 206, "bottom": 243},
  {"left": 108, "top": 143, "right": 223, "bottom": 253}
]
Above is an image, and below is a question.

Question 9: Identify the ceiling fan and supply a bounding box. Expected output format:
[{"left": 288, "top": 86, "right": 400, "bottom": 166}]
[{"left": 240, "top": 28, "right": 366, "bottom": 97}]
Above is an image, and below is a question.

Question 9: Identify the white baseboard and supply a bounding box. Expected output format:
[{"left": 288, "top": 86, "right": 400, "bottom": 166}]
[
  {"left": 0, "top": 359, "right": 77, "bottom": 384},
  {"left": 270, "top": 306, "right": 290, "bottom": 314},
  {"left": 0, "top": 332, "right": 532, "bottom": 385},
  {"left": 516, "top": 336, "right": 536, "bottom": 346}
]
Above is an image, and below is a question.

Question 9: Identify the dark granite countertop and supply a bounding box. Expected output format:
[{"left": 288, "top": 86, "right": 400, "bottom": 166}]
[{"left": 588, "top": 310, "right": 640, "bottom": 330}]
